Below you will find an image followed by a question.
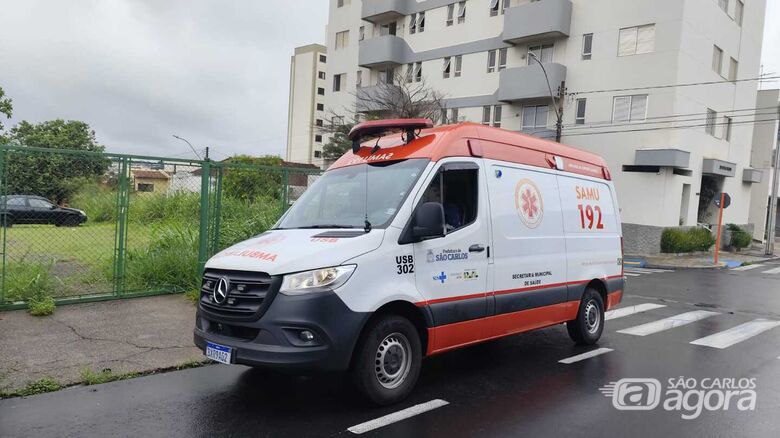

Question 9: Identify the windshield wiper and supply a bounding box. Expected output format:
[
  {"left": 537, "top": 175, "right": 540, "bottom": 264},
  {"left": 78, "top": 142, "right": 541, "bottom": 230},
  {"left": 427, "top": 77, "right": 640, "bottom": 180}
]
[{"left": 296, "top": 224, "right": 357, "bottom": 229}]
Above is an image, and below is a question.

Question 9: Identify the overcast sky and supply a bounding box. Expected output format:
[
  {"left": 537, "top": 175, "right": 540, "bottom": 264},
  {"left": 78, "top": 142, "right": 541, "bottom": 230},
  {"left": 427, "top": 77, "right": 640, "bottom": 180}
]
[{"left": 0, "top": 1, "right": 777, "bottom": 160}]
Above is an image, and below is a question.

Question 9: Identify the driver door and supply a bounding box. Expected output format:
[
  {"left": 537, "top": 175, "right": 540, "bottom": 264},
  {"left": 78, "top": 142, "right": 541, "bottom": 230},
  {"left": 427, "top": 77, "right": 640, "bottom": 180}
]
[{"left": 412, "top": 159, "right": 490, "bottom": 349}]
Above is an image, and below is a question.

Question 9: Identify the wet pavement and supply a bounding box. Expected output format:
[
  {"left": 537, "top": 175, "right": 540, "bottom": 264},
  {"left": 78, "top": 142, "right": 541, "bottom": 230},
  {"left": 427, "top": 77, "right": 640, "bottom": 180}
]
[{"left": 2, "top": 264, "right": 780, "bottom": 438}]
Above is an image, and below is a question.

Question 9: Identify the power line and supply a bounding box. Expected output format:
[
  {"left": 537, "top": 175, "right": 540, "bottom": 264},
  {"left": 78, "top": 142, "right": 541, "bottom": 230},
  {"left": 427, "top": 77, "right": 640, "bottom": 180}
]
[
  {"left": 558, "top": 117, "right": 779, "bottom": 138},
  {"left": 560, "top": 108, "right": 779, "bottom": 132},
  {"left": 568, "top": 74, "right": 780, "bottom": 95}
]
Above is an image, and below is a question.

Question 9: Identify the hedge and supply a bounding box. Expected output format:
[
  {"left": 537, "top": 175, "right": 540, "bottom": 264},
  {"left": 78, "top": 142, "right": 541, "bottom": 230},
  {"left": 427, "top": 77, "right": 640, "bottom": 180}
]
[
  {"left": 660, "top": 227, "right": 716, "bottom": 253},
  {"left": 727, "top": 224, "right": 752, "bottom": 250}
]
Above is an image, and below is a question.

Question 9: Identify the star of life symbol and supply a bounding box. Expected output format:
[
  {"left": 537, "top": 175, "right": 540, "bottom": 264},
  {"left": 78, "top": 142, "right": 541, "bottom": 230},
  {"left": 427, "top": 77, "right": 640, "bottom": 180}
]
[{"left": 515, "top": 179, "right": 544, "bottom": 228}]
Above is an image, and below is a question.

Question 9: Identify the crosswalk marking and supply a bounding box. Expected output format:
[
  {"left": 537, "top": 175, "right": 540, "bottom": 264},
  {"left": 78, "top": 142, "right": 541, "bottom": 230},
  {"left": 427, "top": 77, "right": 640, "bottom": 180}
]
[
  {"left": 761, "top": 266, "right": 780, "bottom": 275},
  {"left": 690, "top": 319, "right": 780, "bottom": 349},
  {"left": 617, "top": 310, "right": 720, "bottom": 336},
  {"left": 605, "top": 303, "right": 666, "bottom": 321},
  {"left": 559, "top": 348, "right": 614, "bottom": 364},
  {"left": 624, "top": 267, "right": 673, "bottom": 274},
  {"left": 731, "top": 264, "right": 764, "bottom": 271},
  {"left": 347, "top": 399, "right": 449, "bottom": 434}
]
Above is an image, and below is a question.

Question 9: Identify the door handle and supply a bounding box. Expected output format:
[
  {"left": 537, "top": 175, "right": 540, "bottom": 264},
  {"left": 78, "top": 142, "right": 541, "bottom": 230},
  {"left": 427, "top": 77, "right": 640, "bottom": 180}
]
[{"left": 469, "top": 244, "right": 485, "bottom": 253}]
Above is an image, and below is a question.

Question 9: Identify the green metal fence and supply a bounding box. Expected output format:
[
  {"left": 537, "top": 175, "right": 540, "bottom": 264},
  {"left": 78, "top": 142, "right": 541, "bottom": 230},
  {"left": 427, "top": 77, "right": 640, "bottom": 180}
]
[{"left": 0, "top": 144, "right": 321, "bottom": 310}]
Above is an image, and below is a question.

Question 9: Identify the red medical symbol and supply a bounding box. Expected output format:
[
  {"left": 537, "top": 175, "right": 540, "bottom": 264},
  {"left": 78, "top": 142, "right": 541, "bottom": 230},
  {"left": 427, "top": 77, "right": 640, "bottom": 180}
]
[{"left": 521, "top": 188, "right": 539, "bottom": 219}]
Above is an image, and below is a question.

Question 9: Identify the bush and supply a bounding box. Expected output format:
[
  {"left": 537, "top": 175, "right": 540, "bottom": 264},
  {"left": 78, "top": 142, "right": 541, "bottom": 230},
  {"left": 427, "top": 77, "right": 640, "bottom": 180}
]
[
  {"left": 4, "top": 258, "right": 54, "bottom": 302},
  {"left": 661, "top": 227, "right": 716, "bottom": 253},
  {"left": 727, "top": 224, "right": 752, "bottom": 250},
  {"left": 28, "top": 295, "right": 55, "bottom": 316}
]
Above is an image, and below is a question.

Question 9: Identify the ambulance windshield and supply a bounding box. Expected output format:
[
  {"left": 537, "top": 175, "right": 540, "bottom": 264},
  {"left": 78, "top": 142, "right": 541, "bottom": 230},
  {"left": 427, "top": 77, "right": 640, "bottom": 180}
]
[{"left": 275, "top": 159, "right": 429, "bottom": 230}]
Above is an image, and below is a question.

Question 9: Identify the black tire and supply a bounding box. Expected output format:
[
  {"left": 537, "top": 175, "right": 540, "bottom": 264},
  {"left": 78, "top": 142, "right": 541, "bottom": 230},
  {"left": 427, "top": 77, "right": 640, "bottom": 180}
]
[
  {"left": 566, "top": 288, "right": 605, "bottom": 345},
  {"left": 352, "top": 314, "right": 422, "bottom": 406}
]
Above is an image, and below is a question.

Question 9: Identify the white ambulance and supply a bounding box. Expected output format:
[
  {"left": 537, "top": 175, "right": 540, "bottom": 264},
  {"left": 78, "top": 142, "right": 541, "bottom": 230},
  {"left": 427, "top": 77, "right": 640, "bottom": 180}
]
[{"left": 194, "top": 119, "right": 624, "bottom": 405}]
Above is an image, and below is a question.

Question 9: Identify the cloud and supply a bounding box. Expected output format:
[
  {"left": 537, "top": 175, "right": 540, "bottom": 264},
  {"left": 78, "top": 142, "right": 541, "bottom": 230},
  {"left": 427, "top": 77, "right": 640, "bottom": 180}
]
[{"left": 0, "top": 0, "right": 327, "bottom": 159}]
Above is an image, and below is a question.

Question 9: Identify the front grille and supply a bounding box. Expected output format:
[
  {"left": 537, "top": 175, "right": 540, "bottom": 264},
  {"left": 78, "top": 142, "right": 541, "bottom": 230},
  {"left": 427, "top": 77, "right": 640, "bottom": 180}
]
[{"left": 199, "top": 269, "right": 279, "bottom": 322}]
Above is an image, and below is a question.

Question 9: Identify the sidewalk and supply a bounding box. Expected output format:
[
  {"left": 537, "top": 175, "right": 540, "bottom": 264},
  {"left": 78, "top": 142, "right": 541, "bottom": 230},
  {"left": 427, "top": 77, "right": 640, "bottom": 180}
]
[
  {"left": 0, "top": 294, "right": 205, "bottom": 394},
  {"left": 626, "top": 247, "right": 779, "bottom": 270}
]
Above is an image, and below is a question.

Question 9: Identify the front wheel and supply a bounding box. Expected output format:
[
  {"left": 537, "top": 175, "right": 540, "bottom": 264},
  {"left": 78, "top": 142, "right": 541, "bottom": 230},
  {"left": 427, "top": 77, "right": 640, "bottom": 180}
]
[
  {"left": 352, "top": 315, "right": 422, "bottom": 405},
  {"left": 566, "top": 288, "right": 605, "bottom": 345}
]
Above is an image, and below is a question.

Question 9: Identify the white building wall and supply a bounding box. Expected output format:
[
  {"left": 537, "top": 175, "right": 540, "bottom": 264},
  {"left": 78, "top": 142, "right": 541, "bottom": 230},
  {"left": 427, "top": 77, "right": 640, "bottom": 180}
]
[
  {"left": 748, "top": 89, "right": 780, "bottom": 241},
  {"left": 286, "top": 44, "right": 327, "bottom": 167}
]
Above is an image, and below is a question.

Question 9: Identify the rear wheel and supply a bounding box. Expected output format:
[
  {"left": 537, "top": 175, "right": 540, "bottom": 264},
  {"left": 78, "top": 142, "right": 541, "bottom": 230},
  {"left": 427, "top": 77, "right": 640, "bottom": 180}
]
[
  {"left": 567, "top": 288, "right": 604, "bottom": 345},
  {"left": 352, "top": 315, "right": 422, "bottom": 405}
]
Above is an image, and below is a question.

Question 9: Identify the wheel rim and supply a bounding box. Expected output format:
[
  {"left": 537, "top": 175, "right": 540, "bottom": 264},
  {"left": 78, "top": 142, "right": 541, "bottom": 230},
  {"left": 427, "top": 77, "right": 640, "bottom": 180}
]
[
  {"left": 584, "top": 300, "right": 601, "bottom": 334},
  {"left": 374, "top": 332, "right": 412, "bottom": 389}
]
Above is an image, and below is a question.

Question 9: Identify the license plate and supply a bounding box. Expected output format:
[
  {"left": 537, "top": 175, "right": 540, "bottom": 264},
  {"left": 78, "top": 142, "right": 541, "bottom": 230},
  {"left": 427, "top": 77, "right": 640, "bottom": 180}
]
[{"left": 205, "top": 341, "right": 232, "bottom": 364}]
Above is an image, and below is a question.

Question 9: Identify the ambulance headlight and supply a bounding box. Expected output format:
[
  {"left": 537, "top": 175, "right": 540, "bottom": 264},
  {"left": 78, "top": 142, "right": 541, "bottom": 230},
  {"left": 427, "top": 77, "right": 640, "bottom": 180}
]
[{"left": 280, "top": 265, "right": 356, "bottom": 295}]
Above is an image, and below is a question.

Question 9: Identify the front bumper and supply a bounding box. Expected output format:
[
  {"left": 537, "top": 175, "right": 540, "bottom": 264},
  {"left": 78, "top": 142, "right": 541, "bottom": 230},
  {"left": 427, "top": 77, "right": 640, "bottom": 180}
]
[{"left": 194, "top": 290, "right": 369, "bottom": 372}]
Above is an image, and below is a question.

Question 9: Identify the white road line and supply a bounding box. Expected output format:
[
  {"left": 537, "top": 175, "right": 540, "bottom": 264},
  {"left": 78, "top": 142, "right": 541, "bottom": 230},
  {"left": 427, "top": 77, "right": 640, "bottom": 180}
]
[
  {"left": 617, "top": 310, "right": 719, "bottom": 336},
  {"left": 731, "top": 264, "right": 764, "bottom": 271},
  {"left": 624, "top": 268, "right": 673, "bottom": 274},
  {"left": 347, "top": 399, "right": 449, "bottom": 434},
  {"left": 558, "top": 348, "right": 614, "bottom": 364},
  {"left": 605, "top": 303, "right": 666, "bottom": 321},
  {"left": 623, "top": 272, "right": 641, "bottom": 277},
  {"left": 761, "top": 266, "right": 780, "bottom": 275},
  {"left": 690, "top": 319, "right": 780, "bottom": 349}
]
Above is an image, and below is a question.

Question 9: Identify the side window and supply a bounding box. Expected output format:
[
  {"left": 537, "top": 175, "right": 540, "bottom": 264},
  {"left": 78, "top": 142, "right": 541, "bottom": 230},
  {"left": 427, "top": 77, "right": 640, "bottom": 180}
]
[
  {"left": 29, "top": 198, "right": 53, "bottom": 208},
  {"left": 6, "top": 197, "right": 26, "bottom": 206},
  {"left": 419, "top": 166, "right": 478, "bottom": 233}
]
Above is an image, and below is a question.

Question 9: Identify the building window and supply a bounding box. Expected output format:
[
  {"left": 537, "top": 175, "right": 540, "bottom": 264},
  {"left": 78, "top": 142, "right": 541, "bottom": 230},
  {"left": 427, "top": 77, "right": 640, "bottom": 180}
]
[
  {"left": 379, "top": 67, "right": 395, "bottom": 84},
  {"left": 446, "top": 4, "right": 454, "bottom": 26},
  {"left": 451, "top": 108, "right": 459, "bottom": 122},
  {"left": 316, "top": 103, "right": 324, "bottom": 111},
  {"left": 527, "top": 43, "right": 554, "bottom": 64},
  {"left": 457, "top": 1, "right": 467, "bottom": 24},
  {"left": 410, "top": 13, "right": 417, "bottom": 34},
  {"left": 314, "top": 150, "right": 322, "bottom": 158},
  {"left": 443, "top": 57, "right": 452, "bottom": 79},
  {"left": 315, "top": 135, "right": 323, "bottom": 143},
  {"left": 318, "top": 71, "right": 326, "bottom": 80},
  {"left": 723, "top": 116, "right": 732, "bottom": 141},
  {"left": 319, "top": 54, "right": 326, "bottom": 63},
  {"left": 618, "top": 24, "right": 655, "bottom": 56},
  {"left": 454, "top": 55, "right": 462, "bottom": 77},
  {"left": 482, "top": 106, "right": 491, "bottom": 125},
  {"left": 493, "top": 105, "right": 502, "bottom": 128},
  {"left": 487, "top": 50, "right": 497, "bottom": 73},
  {"left": 137, "top": 183, "right": 154, "bottom": 192},
  {"left": 728, "top": 57, "right": 738, "bottom": 81},
  {"left": 705, "top": 109, "right": 717, "bottom": 136},
  {"left": 735, "top": 0, "right": 744, "bottom": 26},
  {"left": 575, "top": 98, "right": 586, "bottom": 124},
  {"left": 315, "top": 119, "right": 323, "bottom": 127},
  {"left": 337, "top": 0, "right": 350, "bottom": 7},
  {"left": 317, "top": 87, "right": 325, "bottom": 96},
  {"left": 489, "top": 0, "right": 500, "bottom": 16},
  {"left": 582, "top": 33, "right": 593, "bottom": 60},
  {"left": 441, "top": 108, "right": 448, "bottom": 123},
  {"left": 612, "top": 94, "right": 648, "bottom": 122},
  {"left": 522, "top": 105, "right": 549, "bottom": 130},
  {"left": 335, "top": 30, "right": 349, "bottom": 50},
  {"left": 414, "top": 62, "right": 422, "bottom": 82},
  {"left": 333, "top": 73, "right": 344, "bottom": 92},
  {"left": 356, "top": 70, "right": 362, "bottom": 87},
  {"left": 405, "top": 63, "right": 414, "bottom": 83},
  {"left": 718, "top": 0, "right": 728, "bottom": 14},
  {"left": 498, "top": 48, "right": 507, "bottom": 71},
  {"left": 359, "top": 25, "right": 365, "bottom": 41},
  {"left": 380, "top": 22, "right": 397, "bottom": 36},
  {"left": 418, "top": 11, "right": 426, "bottom": 32},
  {"left": 712, "top": 45, "right": 723, "bottom": 75}
]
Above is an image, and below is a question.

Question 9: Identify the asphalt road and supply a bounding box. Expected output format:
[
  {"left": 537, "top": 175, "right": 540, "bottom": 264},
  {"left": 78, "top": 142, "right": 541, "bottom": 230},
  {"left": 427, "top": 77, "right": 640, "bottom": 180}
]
[{"left": 2, "top": 263, "right": 780, "bottom": 438}]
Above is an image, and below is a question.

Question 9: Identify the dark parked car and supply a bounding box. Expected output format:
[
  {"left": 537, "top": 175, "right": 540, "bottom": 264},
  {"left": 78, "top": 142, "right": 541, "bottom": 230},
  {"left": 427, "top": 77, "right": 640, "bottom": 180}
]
[{"left": 0, "top": 195, "right": 87, "bottom": 227}]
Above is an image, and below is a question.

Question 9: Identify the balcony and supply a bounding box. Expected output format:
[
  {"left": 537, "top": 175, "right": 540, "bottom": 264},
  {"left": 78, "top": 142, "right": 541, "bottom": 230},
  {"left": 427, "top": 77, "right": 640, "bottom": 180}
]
[
  {"left": 503, "top": 0, "right": 572, "bottom": 45},
  {"left": 361, "top": 0, "right": 409, "bottom": 24},
  {"left": 497, "top": 63, "right": 567, "bottom": 102},
  {"left": 358, "top": 35, "right": 411, "bottom": 68}
]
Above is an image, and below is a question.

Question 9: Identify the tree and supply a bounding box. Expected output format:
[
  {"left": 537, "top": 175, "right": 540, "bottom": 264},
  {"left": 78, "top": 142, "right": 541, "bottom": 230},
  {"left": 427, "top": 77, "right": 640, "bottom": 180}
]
[
  {"left": 318, "top": 72, "right": 446, "bottom": 162},
  {"left": 221, "top": 155, "right": 285, "bottom": 201},
  {"left": 5, "top": 120, "right": 110, "bottom": 203},
  {"left": 0, "top": 86, "right": 13, "bottom": 140}
]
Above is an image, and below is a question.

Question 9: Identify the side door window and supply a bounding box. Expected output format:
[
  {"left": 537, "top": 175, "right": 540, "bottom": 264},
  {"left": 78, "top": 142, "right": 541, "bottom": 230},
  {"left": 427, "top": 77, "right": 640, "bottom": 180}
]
[
  {"left": 28, "top": 198, "right": 55, "bottom": 224},
  {"left": 411, "top": 160, "right": 490, "bottom": 349}
]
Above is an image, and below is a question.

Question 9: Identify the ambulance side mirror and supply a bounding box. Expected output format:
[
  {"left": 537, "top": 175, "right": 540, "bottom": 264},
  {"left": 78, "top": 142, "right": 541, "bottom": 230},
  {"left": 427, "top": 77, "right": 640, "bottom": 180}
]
[{"left": 412, "top": 202, "right": 445, "bottom": 240}]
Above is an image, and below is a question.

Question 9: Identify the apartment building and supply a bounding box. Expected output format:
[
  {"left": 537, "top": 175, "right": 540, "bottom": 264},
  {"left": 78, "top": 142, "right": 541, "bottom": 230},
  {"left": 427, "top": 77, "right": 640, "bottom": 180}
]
[
  {"left": 286, "top": 44, "right": 328, "bottom": 168},
  {"left": 324, "top": 0, "right": 769, "bottom": 253},
  {"left": 748, "top": 89, "right": 780, "bottom": 242}
]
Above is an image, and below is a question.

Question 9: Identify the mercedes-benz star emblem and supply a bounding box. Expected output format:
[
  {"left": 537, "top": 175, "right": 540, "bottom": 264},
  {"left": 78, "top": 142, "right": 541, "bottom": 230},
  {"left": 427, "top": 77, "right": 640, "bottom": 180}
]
[{"left": 214, "top": 277, "right": 230, "bottom": 304}]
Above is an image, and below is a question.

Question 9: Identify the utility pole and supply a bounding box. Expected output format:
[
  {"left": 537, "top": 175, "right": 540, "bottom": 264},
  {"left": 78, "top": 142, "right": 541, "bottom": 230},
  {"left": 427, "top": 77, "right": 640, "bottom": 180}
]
[
  {"left": 205, "top": 146, "right": 210, "bottom": 160},
  {"left": 766, "top": 111, "right": 780, "bottom": 255},
  {"left": 528, "top": 52, "right": 564, "bottom": 143}
]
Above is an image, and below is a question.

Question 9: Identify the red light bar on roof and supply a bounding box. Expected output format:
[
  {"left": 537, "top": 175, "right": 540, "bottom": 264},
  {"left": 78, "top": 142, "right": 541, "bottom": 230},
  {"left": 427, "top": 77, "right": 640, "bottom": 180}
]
[{"left": 348, "top": 118, "right": 433, "bottom": 153}]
